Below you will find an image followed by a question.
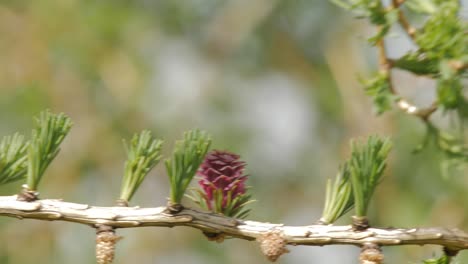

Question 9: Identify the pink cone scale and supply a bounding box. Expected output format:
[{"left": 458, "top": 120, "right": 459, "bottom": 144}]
[{"left": 194, "top": 150, "right": 253, "bottom": 218}]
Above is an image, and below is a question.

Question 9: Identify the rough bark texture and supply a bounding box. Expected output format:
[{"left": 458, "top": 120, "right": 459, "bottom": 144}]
[
  {"left": 0, "top": 195, "right": 467, "bottom": 250},
  {"left": 96, "top": 226, "right": 121, "bottom": 264}
]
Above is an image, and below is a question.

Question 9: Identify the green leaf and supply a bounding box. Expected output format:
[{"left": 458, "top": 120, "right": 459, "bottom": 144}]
[
  {"left": 165, "top": 130, "right": 211, "bottom": 204},
  {"left": 422, "top": 254, "right": 451, "bottom": 264},
  {"left": 0, "top": 133, "right": 29, "bottom": 185},
  {"left": 330, "top": 0, "right": 392, "bottom": 26},
  {"left": 361, "top": 72, "right": 397, "bottom": 115},
  {"left": 330, "top": 0, "right": 353, "bottom": 9},
  {"left": 393, "top": 52, "right": 439, "bottom": 76},
  {"left": 26, "top": 110, "right": 72, "bottom": 191},
  {"left": 349, "top": 136, "right": 392, "bottom": 217},
  {"left": 186, "top": 188, "right": 210, "bottom": 210},
  {"left": 405, "top": 0, "right": 438, "bottom": 14},
  {"left": 320, "top": 164, "right": 354, "bottom": 224},
  {"left": 416, "top": 2, "right": 467, "bottom": 60},
  {"left": 414, "top": 122, "right": 468, "bottom": 177},
  {"left": 439, "top": 60, "right": 458, "bottom": 80},
  {"left": 120, "top": 130, "right": 163, "bottom": 202},
  {"left": 228, "top": 193, "right": 255, "bottom": 218},
  {"left": 367, "top": 24, "right": 390, "bottom": 45},
  {"left": 437, "top": 77, "right": 463, "bottom": 110}
]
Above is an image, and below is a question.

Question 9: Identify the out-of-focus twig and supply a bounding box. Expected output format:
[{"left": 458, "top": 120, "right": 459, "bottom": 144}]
[
  {"left": 391, "top": 0, "right": 417, "bottom": 40},
  {"left": 376, "top": 28, "right": 437, "bottom": 120}
]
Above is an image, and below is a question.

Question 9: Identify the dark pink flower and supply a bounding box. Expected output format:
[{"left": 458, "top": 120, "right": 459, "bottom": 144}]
[{"left": 196, "top": 150, "right": 250, "bottom": 217}]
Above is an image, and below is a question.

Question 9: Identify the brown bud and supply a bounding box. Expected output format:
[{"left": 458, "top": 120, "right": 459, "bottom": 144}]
[
  {"left": 360, "top": 243, "right": 384, "bottom": 264},
  {"left": 203, "top": 232, "right": 225, "bottom": 243},
  {"left": 96, "top": 226, "right": 122, "bottom": 264},
  {"left": 257, "top": 230, "right": 289, "bottom": 262}
]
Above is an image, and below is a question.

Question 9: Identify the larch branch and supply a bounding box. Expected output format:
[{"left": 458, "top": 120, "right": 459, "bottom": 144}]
[{"left": 0, "top": 196, "right": 467, "bottom": 250}]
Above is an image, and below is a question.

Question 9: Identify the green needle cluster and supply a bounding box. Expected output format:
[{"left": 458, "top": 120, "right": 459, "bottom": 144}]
[
  {"left": 320, "top": 164, "right": 353, "bottom": 224},
  {"left": 1, "top": 110, "right": 214, "bottom": 206},
  {"left": 27, "top": 111, "right": 72, "bottom": 191},
  {"left": 423, "top": 255, "right": 450, "bottom": 264},
  {"left": 320, "top": 136, "right": 392, "bottom": 224},
  {"left": 120, "top": 130, "right": 163, "bottom": 203},
  {"left": 349, "top": 136, "right": 392, "bottom": 217},
  {"left": 0, "top": 133, "right": 29, "bottom": 185},
  {"left": 165, "top": 130, "right": 211, "bottom": 205}
]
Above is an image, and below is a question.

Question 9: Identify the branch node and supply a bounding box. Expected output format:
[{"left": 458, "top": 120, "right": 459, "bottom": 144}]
[
  {"left": 17, "top": 185, "right": 39, "bottom": 202},
  {"left": 316, "top": 218, "right": 330, "bottom": 225},
  {"left": 257, "top": 229, "right": 290, "bottom": 262},
  {"left": 115, "top": 199, "right": 129, "bottom": 207},
  {"left": 448, "top": 60, "right": 465, "bottom": 71},
  {"left": 360, "top": 243, "right": 384, "bottom": 264},
  {"left": 164, "top": 202, "right": 184, "bottom": 214},
  {"left": 443, "top": 247, "right": 459, "bottom": 257},
  {"left": 203, "top": 231, "right": 225, "bottom": 243},
  {"left": 352, "top": 216, "right": 370, "bottom": 231}
]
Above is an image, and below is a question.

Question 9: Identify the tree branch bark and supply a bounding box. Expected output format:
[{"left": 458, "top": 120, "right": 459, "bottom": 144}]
[{"left": 0, "top": 195, "right": 467, "bottom": 250}]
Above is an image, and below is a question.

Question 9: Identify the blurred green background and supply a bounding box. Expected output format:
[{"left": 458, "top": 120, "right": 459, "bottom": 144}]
[{"left": 0, "top": 0, "right": 467, "bottom": 263}]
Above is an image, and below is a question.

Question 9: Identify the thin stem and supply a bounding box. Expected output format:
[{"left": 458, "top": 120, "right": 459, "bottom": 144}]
[
  {"left": 391, "top": 0, "right": 417, "bottom": 40},
  {"left": 376, "top": 35, "right": 393, "bottom": 91},
  {"left": 376, "top": 28, "right": 438, "bottom": 120},
  {"left": 448, "top": 60, "right": 468, "bottom": 72}
]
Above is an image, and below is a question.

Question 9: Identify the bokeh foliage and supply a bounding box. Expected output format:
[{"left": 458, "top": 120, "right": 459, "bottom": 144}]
[{"left": 0, "top": 0, "right": 467, "bottom": 264}]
